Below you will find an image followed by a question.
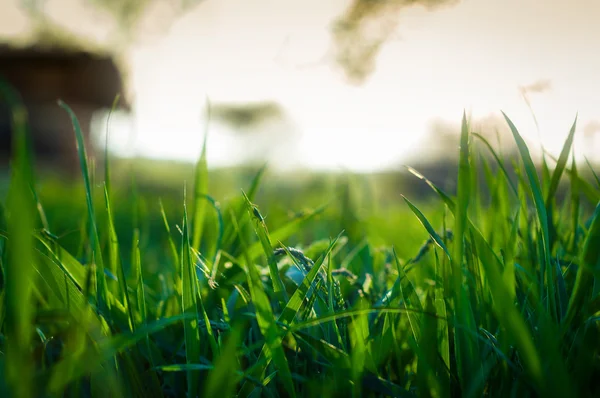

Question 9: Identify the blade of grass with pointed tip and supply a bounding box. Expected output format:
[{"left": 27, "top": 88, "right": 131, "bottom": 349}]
[
  {"left": 545, "top": 117, "right": 577, "bottom": 251},
  {"left": 502, "top": 111, "right": 555, "bottom": 319},
  {"left": 102, "top": 97, "right": 122, "bottom": 289},
  {"left": 472, "top": 132, "right": 518, "bottom": 197},
  {"left": 569, "top": 152, "right": 581, "bottom": 252},
  {"left": 545, "top": 116, "right": 577, "bottom": 206},
  {"left": 405, "top": 148, "right": 560, "bottom": 389},
  {"left": 192, "top": 101, "right": 210, "bottom": 252},
  {"left": 195, "top": 193, "right": 224, "bottom": 272},
  {"left": 222, "top": 164, "right": 267, "bottom": 249},
  {"left": 584, "top": 156, "right": 600, "bottom": 188},
  {"left": 243, "top": 204, "right": 327, "bottom": 263},
  {"left": 181, "top": 203, "right": 201, "bottom": 398},
  {"left": 402, "top": 196, "right": 451, "bottom": 261},
  {"left": 242, "top": 191, "right": 288, "bottom": 306},
  {"left": 104, "top": 184, "right": 134, "bottom": 331},
  {"left": 452, "top": 112, "right": 481, "bottom": 392},
  {"left": 103, "top": 183, "right": 119, "bottom": 288},
  {"left": 104, "top": 94, "right": 120, "bottom": 197},
  {"left": 58, "top": 100, "right": 109, "bottom": 315},
  {"left": 405, "top": 166, "right": 456, "bottom": 212}
]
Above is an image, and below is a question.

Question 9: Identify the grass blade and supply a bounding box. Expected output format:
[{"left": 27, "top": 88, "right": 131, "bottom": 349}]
[
  {"left": 192, "top": 99, "right": 210, "bottom": 252},
  {"left": 58, "top": 100, "right": 109, "bottom": 316},
  {"left": 231, "top": 212, "right": 296, "bottom": 398},
  {"left": 1, "top": 78, "right": 35, "bottom": 398},
  {"left": 502, "top": 112, "right": 555, "bottom": 318},
  {"left": 181, "top": 201, "right": 201, "bottom": 398},
  {"left": 402, "top": 195, "right": 451, "bottom": 261},
  {"left": 242, "top": 191, "right": 288, "bottom": 306}
]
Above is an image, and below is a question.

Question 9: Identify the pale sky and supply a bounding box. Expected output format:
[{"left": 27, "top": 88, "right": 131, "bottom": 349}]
[{"left": 2, "top": 0, "right": 600, "bottom": 171}]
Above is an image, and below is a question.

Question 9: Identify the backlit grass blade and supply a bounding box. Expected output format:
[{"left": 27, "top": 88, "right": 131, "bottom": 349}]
[
  {"left": 103, "top": 94, "right": 120, "bottom": 196},
  {"left": 545, "top": 116, "right": 577, "bottom": 205},
  {"left": 195, "top": 193, "right": 224, "bottom": 270},
  {"left": 452, "top": 112, "right": 481, "bottom": 393},
  {"left": 181, "top": 202, "right": 201, "bottom": 398},
  {"left": 569, "top": 152, "right": 581, "bottom": 252},
  {"left": 103, "top": 95, "right": 121, "bottom": 290},
  {"left": 1, "top": 78, "right": 35, "bottom": 398},
  {"left": 502, "top": 111, "right": 555, "bottom": 318},
  {"left": 544, "top": 116, "right": 577, "bottom": 250},
  {"left": 159, "top": 198, "right": 181, "bottom": 291},
  {"left": 472, "top": 132, "right": 518, "bottom": 197},
  {"left": 104, "top": 184, "right": 134, "bottom": 331},
  {"left": 131, "top": 229, "right": 144, "bottom": 323},
  {"left": 584, "top": 156, "right": 600, "bottom": 188},
  {"left": 192, "top": 99, "right": 210, "bottom": 252},
  {"left": 220, "top": 164, "right": 267, "bottom": 256},
  {"left": 405, "top": 166, "right": 456, "bottom": 212},
  {"left": 58, "top": 100, "right": 109, "bottom": 315},
  {"left": 402, "top": 195, "right": 451, "bottom": 261}
]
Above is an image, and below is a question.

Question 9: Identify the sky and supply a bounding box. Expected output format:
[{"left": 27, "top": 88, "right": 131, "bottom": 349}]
[{"left": 2, "top": 0, "right": 600, "bottom": 171}]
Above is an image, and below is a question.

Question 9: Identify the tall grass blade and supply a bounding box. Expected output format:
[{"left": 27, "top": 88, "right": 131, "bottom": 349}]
[
  {"left": 181, "top": 201, "right": 201, "bottom": 397},
  {"left": 402, "top": 196, "right": 451, "bottom": 261},
  {"left": 1, "top": 78, "right": 35, "bottom": 398},
  {"left": 502, "top": 112, "right": 555, "bottom": 318},
  {"left": 242, "top": 191, "right": 288, "bottom": 305},
  {"left": 452, "top": 112, "right": 481, "bottom": 393},
  {"left": 192, "top": 100, "right": 210, "bottom": 252},
  {"left": 58, "top": 100, "right": 109, "bottom": 315}
]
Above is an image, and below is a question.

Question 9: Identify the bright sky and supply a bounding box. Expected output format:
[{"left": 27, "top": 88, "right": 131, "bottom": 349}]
[{"left": 2, "top": 0, "right": 600, "bottom": 171}]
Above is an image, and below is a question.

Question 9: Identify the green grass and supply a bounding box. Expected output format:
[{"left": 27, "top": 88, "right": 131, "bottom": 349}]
[{"left": 0, "top": 98, "right": 599, "bottom": 397}]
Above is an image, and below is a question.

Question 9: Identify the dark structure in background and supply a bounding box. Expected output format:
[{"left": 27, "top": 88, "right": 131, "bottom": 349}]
[{"left": 0, "top": 43, "right": 129, "bottom": 172}]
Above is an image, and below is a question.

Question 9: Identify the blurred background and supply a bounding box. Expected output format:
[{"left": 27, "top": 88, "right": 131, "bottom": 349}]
[
  {"left": 0, "top": 0, "right": 599, "bottom": 258},
  {"left": 1, "top": 0, "right": 599, "bottom": 172}
]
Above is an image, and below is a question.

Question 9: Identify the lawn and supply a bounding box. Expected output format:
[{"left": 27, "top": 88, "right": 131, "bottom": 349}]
[{"left": 0, "top": 98, "right": 599, "bottom": 397}]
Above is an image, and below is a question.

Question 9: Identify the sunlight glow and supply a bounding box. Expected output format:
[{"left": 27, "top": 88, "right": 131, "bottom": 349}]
[{"left": 6, "top": 0, "right": 596, "bottom": 171}]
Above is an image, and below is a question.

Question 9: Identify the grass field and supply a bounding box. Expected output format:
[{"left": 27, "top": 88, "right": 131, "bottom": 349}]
[{"left": 1, "top": 92, "right": 599, "bottom": 397}]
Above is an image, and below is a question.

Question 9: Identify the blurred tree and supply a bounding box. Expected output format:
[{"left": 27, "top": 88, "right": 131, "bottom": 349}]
[
  {"left": 16, "top": 0, "right": 203, "bottom": 43},
  {"left": 332, "top": 0, "right": 458, "bottom": 84},
  {"left": 14, "top": 0, "right": 463, "bottom": 85}
]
